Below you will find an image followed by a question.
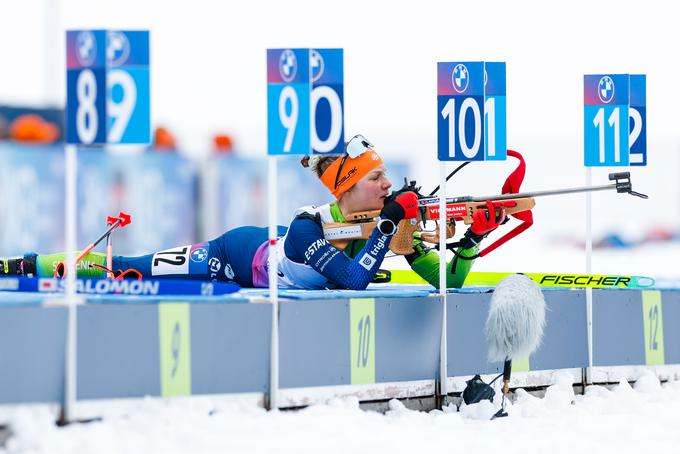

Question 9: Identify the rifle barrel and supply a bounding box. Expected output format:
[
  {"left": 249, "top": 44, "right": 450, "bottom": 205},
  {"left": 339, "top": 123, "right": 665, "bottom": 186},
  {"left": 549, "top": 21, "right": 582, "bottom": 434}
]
[
  {"left": 467, "top": 183, "right": 618, "bottom": 202},
  {"left": 418, "top": 183, "right": 618, "bottom": 206}
]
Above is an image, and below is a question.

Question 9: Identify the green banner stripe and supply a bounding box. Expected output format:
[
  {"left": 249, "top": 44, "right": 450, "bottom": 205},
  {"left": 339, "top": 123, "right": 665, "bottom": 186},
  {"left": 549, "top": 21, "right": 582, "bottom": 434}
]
[
  {"left": 159, "top": 302, "right": 192, "bottom": 396},
  {"left": 350, "top": 298, "right": 375, "bottom": 385},
  {"left": 511, "top": 356, "right": 530, "bottom": 373},
  {"left": 642, "top": 291, "right": 665, "bottom": 366}
]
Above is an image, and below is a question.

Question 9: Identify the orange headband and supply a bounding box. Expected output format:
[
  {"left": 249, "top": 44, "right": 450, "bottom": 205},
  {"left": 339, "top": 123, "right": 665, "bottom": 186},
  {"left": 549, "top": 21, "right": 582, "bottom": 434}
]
[{"left": 320, "top": 150, "right": 384, "bottom": 199}]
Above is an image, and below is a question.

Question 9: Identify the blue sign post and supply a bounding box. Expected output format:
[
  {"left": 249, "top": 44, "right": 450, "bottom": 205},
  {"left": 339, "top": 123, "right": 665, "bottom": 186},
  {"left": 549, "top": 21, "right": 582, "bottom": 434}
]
[
  {"left": 63, "top": 29, "right": 150, "bottom": 423},
  {"left": 583, "top": 74, "right": 646, "bottom": 167},
  {"left": 582, "top": 73, "right": 647, "bottom": 382},
  {"left": 267, "top": 48, "right": 344, "bottom": 155},
  {"left": 437, "top": 61, "right": 506, "bottom": 161},
  {"left": 435, "top": 60, "right": 507, "bottom": 400},
  {"left": 265, "top": 48, "right": 344, "bottom": 410},
  {"left": 66, "top": 30, "right": 107, "bottom": 145},
  {"left": 66, "top": 30, "right": 150, "bottom": 145}
]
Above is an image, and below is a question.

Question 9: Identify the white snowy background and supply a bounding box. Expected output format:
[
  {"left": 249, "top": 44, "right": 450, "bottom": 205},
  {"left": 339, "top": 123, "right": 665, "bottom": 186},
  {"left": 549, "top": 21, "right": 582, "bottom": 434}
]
[{"left": 1, "top": 0, "right": 678, "bottom": 256}]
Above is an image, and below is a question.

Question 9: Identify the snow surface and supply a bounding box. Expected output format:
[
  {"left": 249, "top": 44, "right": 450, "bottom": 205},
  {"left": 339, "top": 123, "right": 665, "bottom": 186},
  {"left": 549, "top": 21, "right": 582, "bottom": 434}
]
[
  {"left": 2, "top": 371, "right": 680, "bottom": 454},
  {"left": 1, "top": 242, "right": 678, "bottom": 453}
]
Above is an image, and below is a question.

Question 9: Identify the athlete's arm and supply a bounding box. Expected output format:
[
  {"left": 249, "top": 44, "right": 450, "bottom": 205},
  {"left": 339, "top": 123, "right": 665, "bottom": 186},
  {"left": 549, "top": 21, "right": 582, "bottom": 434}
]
[
  {"left": 407, "top": 201, "right": 506, "bottom": 289},
  {"left": 284, "top": 192, "right": 419, "bottom": 290},
  {"left": 406, "top": 243, "right": 479, "bottom": 289},
  {"left": 284, "top": 216, "right": 392, "bottom": 290}
]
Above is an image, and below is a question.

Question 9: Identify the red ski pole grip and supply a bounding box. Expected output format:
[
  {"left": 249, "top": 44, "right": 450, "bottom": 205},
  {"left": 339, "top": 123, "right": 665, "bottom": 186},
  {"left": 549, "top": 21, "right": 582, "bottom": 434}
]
[{"left": 118, "top": 212, "right": 132, "bottom": 227}]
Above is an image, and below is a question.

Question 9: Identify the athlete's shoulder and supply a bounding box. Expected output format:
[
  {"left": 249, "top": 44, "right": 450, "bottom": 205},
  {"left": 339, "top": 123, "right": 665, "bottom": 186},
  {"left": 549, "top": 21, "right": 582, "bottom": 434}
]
[
  {"left": 293, "top": 203, "right": 334, "bottom": 223},
  {"left": 288, "top": 212, "right": 323, "bottom": 236}
]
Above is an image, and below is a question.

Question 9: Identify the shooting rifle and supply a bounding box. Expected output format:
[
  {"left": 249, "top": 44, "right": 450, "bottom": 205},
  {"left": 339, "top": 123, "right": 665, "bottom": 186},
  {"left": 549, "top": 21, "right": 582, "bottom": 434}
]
[{"left": 323, "top": 172, "right": 647, "bottom": 256}]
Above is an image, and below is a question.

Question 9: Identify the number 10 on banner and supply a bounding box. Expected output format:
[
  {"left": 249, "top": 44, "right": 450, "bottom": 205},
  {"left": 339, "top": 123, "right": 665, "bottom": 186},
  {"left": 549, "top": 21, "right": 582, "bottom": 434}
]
[
  {"left": 584, "top": 74, "right": 646, "bottom": 167},
  {"left": 267, "top": 48, "right": 344, "bottom": 155},
  {"left": 437, "top": 61, "right": 506, "bottom": 161}
]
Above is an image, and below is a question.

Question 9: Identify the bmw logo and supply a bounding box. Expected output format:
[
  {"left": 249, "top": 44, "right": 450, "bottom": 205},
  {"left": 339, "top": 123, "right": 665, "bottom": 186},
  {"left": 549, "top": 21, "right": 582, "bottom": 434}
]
[
  {"left": 191, "top": 247, "right": 208, "bottom": 263},
  {"left": 598, "top": 76, "right": 615, "bottom": 104},
  {"left": 310, "top": 49, "right": 325, "bottom": 83},
  {"left": 279, "top": 49, "right": 297, "bottom": 83},
  {"left": 76, "top": 30, "right": 97, "bottom": 67},
  {"left": 452, "top": 64, "right": 469, "bottom": 93},
  {"left": 107, "top": 31, "right": 130, "bottom": 67}
]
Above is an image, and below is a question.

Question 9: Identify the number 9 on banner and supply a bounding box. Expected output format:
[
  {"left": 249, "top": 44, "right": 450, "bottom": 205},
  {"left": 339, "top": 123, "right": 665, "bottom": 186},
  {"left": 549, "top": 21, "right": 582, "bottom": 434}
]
[
  {"left": 267, "top": 48, "right": 344, "bottom": 155},
  {"left": 66, "top": 30, "right": 150, "bottom": 145}
]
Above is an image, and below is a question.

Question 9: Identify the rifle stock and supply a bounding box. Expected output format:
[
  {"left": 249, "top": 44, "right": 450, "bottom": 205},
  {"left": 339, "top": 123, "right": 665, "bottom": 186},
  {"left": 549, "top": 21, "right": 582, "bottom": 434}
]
[{"left": 428, "top": 198, "right": 536, "bottom": 225}]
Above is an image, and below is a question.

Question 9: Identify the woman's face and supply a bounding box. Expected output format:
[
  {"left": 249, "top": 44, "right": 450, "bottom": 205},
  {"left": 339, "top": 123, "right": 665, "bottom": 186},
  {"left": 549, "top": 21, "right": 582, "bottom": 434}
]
[{"left": 342, "top": 164, "right": 392, "bottom": 211}]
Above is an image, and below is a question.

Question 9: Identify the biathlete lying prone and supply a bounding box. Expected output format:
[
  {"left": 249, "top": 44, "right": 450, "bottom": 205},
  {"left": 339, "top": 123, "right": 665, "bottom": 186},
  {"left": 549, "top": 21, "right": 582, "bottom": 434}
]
[{"left": 0, "top": 134, "right": 505, "bottom": 289}]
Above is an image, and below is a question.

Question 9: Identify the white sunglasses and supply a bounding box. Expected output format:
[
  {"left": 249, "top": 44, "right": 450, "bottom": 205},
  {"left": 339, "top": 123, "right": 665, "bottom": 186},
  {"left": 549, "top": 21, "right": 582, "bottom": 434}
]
[
  {"left": 345, "top": 134, "right": 375, "bottom": 158},
  {"left": 333, "top": 134, "right": 376, "bottom": 190}
]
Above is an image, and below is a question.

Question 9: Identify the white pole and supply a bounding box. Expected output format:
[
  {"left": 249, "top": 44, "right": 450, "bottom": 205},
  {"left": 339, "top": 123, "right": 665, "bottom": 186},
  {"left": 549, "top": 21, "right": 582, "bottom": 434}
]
[
  {"left": 585, "top": 167, "right": 593, "bottom": 384},
  {"left": 267, "top": 155, "right": 279, "bottom": 410},
  {"left": 438, "top": 161, "right": 448, "bottom": 402},
  {"left": 64, "top": 143, "right": 78, "bottom": 421}
]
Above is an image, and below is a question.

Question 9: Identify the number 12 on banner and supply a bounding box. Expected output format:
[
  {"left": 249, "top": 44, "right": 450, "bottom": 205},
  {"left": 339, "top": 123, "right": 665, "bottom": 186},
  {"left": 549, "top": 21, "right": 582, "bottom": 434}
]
[
  {"left": 437, "top": 61, "right": 506, "bottom": 161},
  {"left": 267, "top": 48, "right": 344, "bottom": 155},
  {"left": 584, "top": 74, "right": 646, "bottom": 167}
]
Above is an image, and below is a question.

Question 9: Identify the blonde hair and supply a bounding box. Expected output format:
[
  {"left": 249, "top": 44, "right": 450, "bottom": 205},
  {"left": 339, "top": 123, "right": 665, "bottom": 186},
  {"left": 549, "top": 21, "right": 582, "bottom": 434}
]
[{"left": 300, "top": 155, "right": 340, "bottom": 179}]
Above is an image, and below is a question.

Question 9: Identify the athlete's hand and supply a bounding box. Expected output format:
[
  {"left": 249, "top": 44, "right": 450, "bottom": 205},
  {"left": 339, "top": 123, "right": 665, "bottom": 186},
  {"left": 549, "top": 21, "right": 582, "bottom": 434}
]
[
  {"left": 411, "top": 231, "right": 429, "bottom": 256},
  {"left": 402, "top": 230, "right": 429, "bottom": 264},
  {"left": 470, "top": 200, "right": 506, "bottom": 236},
  {"left": 381, "top": 191, "right": 419, "bottom": 224}
]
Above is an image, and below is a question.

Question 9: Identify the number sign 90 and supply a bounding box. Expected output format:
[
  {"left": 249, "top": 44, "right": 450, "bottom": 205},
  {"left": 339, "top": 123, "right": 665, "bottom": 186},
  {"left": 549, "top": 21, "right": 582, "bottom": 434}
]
[{"left": 267, "top": 48, "right": 344, "bottom": 155}]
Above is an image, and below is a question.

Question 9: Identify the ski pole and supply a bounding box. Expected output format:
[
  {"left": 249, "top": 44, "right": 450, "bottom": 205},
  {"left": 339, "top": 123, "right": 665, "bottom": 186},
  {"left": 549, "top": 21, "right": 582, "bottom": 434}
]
[
  {"left": 55, "top": 212, "right": 131, "bottom": 278},
  {"left": 105, "top": 215, "right": 118, "bottom": 279}
]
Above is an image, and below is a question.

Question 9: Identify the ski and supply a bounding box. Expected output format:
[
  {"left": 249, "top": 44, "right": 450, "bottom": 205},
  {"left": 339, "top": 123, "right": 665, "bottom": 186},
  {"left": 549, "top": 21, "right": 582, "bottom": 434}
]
[{"left": 376, "top": 270, "right": 655, "bottom": 289}]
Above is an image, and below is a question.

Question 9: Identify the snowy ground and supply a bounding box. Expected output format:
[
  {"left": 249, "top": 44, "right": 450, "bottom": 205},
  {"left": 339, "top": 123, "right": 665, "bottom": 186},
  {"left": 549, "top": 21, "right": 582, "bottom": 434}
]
[
  {"left": 2, "top": 371, "right": 680, "bottom": 454},
  {"left": 2, "top": 241, "right": 679, "bottom": 453}
]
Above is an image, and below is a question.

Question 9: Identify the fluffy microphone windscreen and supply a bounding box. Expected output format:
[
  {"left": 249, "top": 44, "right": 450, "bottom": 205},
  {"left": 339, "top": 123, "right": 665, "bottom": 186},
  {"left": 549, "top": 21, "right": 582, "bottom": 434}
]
[{"left": 485, "top": 274, "right": 546, "bottom": 362}]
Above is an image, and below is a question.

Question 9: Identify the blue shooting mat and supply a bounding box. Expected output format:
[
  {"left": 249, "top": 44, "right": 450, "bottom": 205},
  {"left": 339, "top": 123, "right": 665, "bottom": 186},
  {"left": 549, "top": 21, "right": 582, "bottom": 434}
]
[
  {"left": 78, "top": 294, "right": 249, "bottom": 304},
  {"left": 0, "top": 293, "right": 250, "bottom": 306},
  {"left": 447, "top": 286, "right": 494, "bottom": 294},
  {"left": 279, "top": 285, "right": 433, "bottom": 300},
  {"left": 0, "top": 276, "right": 247, "bottom": 306},
  {"left": 235, "top": 285, "right": 433, "bottom": 300}
]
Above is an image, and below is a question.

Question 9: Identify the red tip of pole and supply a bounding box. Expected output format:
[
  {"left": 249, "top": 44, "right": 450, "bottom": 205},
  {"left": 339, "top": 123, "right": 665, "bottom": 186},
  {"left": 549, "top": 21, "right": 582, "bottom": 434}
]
[
  {"left": 118, "top": 212, "right": 132, "bottom": 227},
  {"left": 106, "top": 216, "right": 118, "bottom": 225}
]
